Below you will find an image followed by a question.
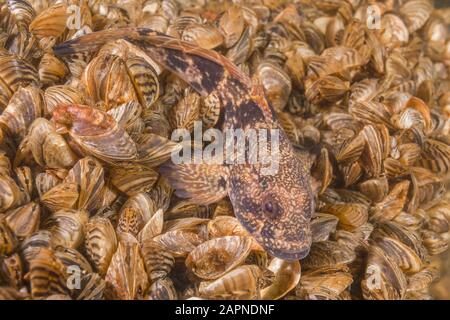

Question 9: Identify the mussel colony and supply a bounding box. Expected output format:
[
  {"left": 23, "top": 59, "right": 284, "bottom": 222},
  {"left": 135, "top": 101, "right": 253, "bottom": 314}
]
[{"left": 0, "top": 0, "right": 449, "bottom": 300}]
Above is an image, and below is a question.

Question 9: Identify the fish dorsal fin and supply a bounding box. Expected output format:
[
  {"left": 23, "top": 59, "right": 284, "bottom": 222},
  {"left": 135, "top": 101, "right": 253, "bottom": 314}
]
[{"left": 54, "top": 28, "right": 251, "bottom": 97}]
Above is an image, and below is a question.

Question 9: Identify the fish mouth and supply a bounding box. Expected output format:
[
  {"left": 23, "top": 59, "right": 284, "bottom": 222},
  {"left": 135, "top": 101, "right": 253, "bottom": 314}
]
[
  {"left": 256, "top": 229, "right": 313, "bottom": 261},
  {"left": 258, "top": 222, "right": 313, "bottom": 261}
]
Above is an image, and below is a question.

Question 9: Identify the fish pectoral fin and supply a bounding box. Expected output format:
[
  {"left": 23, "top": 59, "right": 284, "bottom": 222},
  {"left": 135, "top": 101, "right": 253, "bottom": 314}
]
[{"left": 158, "top": 162, "right": 229, "bottom": 205}]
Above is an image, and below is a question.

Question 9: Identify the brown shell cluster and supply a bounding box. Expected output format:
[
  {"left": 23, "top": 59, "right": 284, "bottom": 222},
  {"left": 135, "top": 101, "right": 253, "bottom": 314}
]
[{"left": 1, "top": 0, "right": 450, "bottom": 300}]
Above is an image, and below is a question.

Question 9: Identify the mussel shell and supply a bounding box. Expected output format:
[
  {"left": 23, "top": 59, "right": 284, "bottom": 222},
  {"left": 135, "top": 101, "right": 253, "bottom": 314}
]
[
  {"left": 64, "top": 157, "right": 104, "bottom": 212},
  {"left": 105, "top": 233, "right": 148, "bottom": 300},
  {"left": 261, "top": 258, "right": 301, "bottom": 300},
  {"left": 27, "top": 247, "right": 69, "bottom": 299},
  {"left": 0, "top": 253, "right": 24, "bottom": 288},
  {"left": 198, "top": 265, "right": 262, "bottom": 300},
  {"left": 141, "top": 239, "right": 175, "bottom": 283},
  {"left": 186, "top": 236, "right": 253, "bottom": 280},
  {"left": 5, "top": 202, "right": 40, "bottom": 240},
  {"left": 84, "top": 216, "right": 117, "bottom": 277},
  {"left": 52, "top": 105, "right": 138, "bottom": 164},
  {"left": 0, "top": 218, "right": 17, "bottom": 255},
  {"left": 301, "top": 241, "right": 356, "bottom": 270},
  {"left": 42, "top": 209, "right": 88, "bottom": 249},
  {"left": 146, "top": 278, "right": 178, "bottom": 300}
]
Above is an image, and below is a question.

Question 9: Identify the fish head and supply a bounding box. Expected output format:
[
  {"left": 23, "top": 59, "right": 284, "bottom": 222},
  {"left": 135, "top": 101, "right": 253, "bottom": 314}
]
[{"left": 228, "top": 152, "right": 314, "bottom": 261}]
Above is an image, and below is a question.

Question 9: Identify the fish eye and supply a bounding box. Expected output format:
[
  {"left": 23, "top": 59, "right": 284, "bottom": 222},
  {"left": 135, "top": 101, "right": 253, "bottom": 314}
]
[
  {"left": 261, "top": 199, "right": 280, "bottom": 218},
  {"left": 264, "top": 201, "right": 273, "bottom": 213},
  {"left": 260, "top": 180, "right": 268, "bottom": 189}
]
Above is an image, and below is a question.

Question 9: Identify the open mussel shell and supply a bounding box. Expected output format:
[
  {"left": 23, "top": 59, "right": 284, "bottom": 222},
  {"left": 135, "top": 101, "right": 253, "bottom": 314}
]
[
  {"left": 261, "top": 258, "right": 301, "bottom": 300},
  {"left": 152, "top": 230, "right": 205, "bottom": 257},
  {"left": 207, "top": 216, "right": 249, "bottom": 238},
  {"left": 186, "top": 236, "right": 253, "bottom": 280},
  {"left": 198, "top": 265, "right": 262, "bottom": 300},
  {"left": 182, "top": 23, "right": 224, "bottom": 50},
  {"left": 51, "top": 104, "right": 138, "bottom": 165},
  {"left": 256, "top": 61, "right": 292, "bottom": 112}
]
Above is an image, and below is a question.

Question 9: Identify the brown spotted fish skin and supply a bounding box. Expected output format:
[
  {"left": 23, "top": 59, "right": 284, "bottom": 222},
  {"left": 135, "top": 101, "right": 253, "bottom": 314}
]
[{"left": 54, "top": 28, "right": 314, "bottom": 260}]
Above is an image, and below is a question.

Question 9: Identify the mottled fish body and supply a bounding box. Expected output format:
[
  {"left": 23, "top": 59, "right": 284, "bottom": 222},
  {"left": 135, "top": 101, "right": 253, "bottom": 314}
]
[{"left": 54, "top": 28, "right": 314, "bottom": 260}]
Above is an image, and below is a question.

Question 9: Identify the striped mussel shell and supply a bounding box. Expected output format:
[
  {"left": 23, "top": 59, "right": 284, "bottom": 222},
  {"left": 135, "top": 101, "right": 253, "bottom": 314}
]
[
  {"left": 51, "top": 104, "right": 138, "bottom": 164},
  {"left": 84, "top": 216, "right": 117, "bottom": 277},
  {"left": 0, "top": 0, "right": 447, "bottom": 301}
]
